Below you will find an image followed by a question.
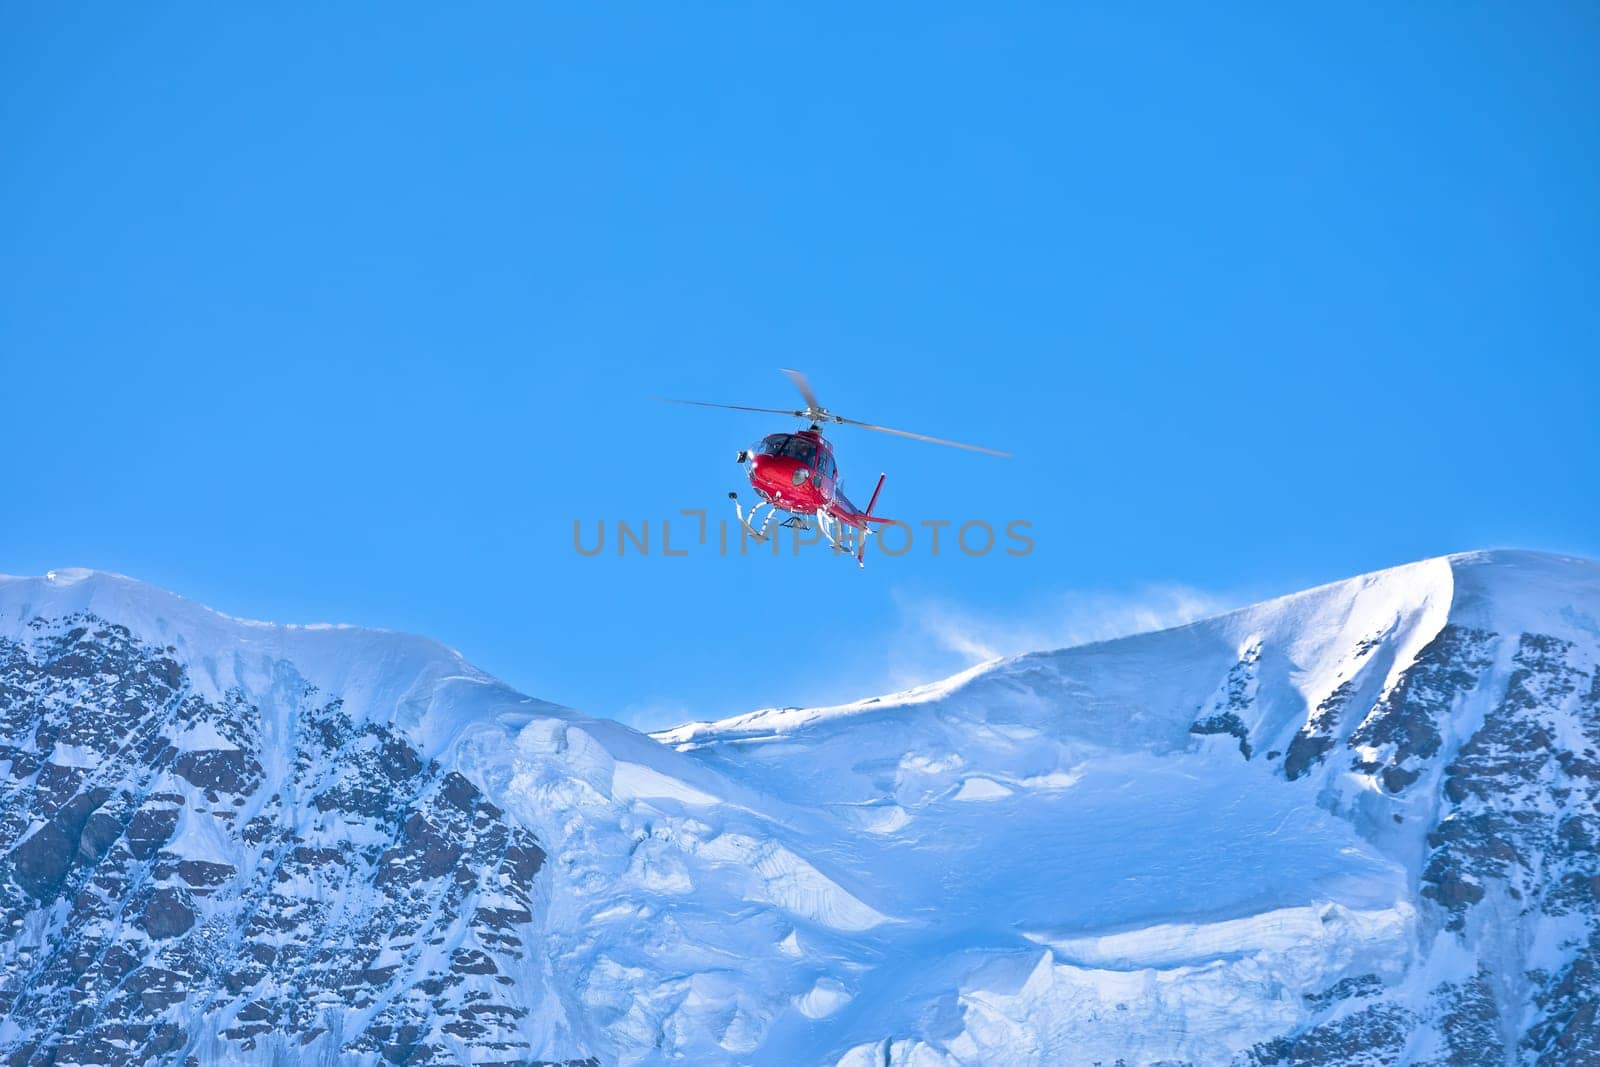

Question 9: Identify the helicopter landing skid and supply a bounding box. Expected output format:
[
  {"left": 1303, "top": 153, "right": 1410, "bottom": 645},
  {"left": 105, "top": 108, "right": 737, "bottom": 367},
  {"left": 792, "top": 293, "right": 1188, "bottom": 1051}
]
[
  {"left": 728, "top": 494, "right": 870, "bottom": 567},
  {"left": 729, "top": 493, "right": 778, "bottom": 543},
  {"left": 815, "top": 508, "right": 871, "bottom": 568}
]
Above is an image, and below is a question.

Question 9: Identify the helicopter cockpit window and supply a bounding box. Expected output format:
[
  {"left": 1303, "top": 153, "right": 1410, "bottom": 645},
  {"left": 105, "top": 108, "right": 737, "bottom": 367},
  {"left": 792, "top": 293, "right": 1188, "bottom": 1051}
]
[
  {"left": 782, "top": 437, "right": 818, "bottom": 465},
  {"left": 758, "top": 434, "right": 790, "bottom": 456}
]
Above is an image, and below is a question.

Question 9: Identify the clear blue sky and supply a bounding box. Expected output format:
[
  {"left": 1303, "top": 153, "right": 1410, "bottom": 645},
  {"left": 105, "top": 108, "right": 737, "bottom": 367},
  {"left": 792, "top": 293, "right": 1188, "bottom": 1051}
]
[{"left": 4, "top": 4, "right": 1596, "bottom": 729}]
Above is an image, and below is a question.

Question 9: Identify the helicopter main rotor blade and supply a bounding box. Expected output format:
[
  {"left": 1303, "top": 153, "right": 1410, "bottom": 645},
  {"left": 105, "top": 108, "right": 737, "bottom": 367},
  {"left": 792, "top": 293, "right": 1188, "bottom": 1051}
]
[
  {"left": 834, "top": 415, "right": 1012, "bottom": 457},
  {"left": 660, "top": 376, "right": 1011, "bottom": 455},
  {"left": 781, "top": 368, "right": 823, "bottom": 414},
  {"left": 657, "top": 397, "right": 805, "bottom": 418}
]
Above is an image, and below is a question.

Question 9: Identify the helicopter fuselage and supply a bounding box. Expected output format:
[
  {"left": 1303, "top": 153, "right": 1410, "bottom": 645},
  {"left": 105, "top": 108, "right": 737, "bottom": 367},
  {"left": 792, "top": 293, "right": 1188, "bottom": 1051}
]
[
  {"left": 738, "top": 429, "right": 881, "bottom": 528},
  {"left": 666, "top": 368, "right": 1004, "bottom": 565}
]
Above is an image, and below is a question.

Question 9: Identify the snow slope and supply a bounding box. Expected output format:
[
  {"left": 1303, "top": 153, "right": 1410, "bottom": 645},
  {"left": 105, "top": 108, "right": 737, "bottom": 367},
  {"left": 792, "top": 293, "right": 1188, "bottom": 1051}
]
[
  {"left": 659, "top": 550, "right": 1600, "bottom": 1065},
  {"left": 1, "top": 551, "right": 1597, "bottom": 1065}
]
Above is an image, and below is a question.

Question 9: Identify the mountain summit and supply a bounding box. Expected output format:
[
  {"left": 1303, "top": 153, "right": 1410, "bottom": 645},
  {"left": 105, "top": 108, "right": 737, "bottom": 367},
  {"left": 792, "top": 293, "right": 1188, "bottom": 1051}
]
[{"left": 1, "top": 551, "right": 1596, "bottom": 1065}]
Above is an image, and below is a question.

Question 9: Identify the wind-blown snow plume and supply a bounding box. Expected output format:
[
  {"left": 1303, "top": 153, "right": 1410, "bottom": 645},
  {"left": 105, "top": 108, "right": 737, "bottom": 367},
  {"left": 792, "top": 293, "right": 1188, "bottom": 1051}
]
[{"left": 896, "top": 582, "right": 1233, "bottom": 663}]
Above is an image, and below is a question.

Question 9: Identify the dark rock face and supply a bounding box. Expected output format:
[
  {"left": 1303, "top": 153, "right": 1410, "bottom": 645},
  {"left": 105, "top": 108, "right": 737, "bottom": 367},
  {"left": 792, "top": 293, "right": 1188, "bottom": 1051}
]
[
  {"left": 1423, "top": 967, "right": 1504, "bottom": 1066},
  {"left": 1526, "top": 923, "right": 1600, "bottom": 1065},
  {"left": 1238, "top": 973, "right": 1414, "bottom": 1066},
  {"left": 1403, "top": 630, "right": 1600, "bottom": 1061},
  {"left": 1419, "top": 633, "right": 1582, "bottom": 928},
  {"left": 1346, "top": 625, "right": 1497, "bottom": 792},
  {"left": 1204, "top": 617, "right": 1600, "bottom": 1064},
  {"left": 0, "top": 614, "right": 578, "bottom": 1066},
  {"left": 1143, "top": 609, "right": 1590, "bottom": 1067},
  {"left": 1281, "top": 626, "right": 1395, "bottom": 782},
  {"left": 1190, "top": 644, "right": 1260, "bottom": 759},
  {"left": 139, "top": 886, "right": 197, "bottom": 939},
  {"left": 1189, "top": 711, "right": 1251, "bottom": 759},
  {"left": 11, "top": 784, "right": 113, "bottom": 900},
  {"left": 1239, "top": 1003, "right": 1415, "bottom": 1066},
  {"left": 1301, "top": 973, "right": 1383, "bottom": 1012},
  {"left": 1282, "top": 679, "right": 1355, "bottom": 781}
]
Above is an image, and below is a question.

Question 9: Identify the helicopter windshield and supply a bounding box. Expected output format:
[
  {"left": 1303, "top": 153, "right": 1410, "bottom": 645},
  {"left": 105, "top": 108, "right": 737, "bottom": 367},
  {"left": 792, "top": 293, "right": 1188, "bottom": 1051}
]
[
  {"left": 754, "top": 433, "right": 818, "bottom": 466},
  {"left": 781, "top": 437, "right": 818, "bottom": 464}
]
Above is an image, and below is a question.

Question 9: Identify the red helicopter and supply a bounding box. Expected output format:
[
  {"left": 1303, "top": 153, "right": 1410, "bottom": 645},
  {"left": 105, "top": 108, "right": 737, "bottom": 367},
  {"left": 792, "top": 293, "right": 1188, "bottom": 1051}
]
[{"left": 664, "top": 369, "right": 1009, "bottom": 566}]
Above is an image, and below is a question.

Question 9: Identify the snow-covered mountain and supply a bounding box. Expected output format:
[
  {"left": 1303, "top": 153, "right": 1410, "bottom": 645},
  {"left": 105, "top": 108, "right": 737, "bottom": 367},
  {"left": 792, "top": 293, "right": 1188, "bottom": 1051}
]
[{"left": 0, "top": 551, "right": 1596, "bottom": 1065}]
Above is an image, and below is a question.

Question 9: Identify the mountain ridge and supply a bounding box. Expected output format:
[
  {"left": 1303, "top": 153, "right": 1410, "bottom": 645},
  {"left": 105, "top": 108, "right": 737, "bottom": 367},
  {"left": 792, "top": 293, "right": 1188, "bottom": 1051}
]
[
  {"left": 659, "top": 549, "right": 1597, "bottom": 747},
  {"left": 0, "top": 550, "right": 1596, "bottom": 1064}
]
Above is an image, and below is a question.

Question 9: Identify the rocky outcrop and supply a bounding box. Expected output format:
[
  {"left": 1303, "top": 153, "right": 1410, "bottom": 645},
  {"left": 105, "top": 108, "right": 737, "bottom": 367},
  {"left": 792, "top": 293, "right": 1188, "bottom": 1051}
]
[
  {"left": 1190, "top": 643, "right": 1261, "bottom": 758},
  {"left": 1240, "top": 1003, "right": 1416, "bottom": 1066},
  {"left": 1347, "top": 624, "right": 1497, "bottom": 794},
  {"left": 0, "top": 614, "right": 580, "bottom": 1066}
]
